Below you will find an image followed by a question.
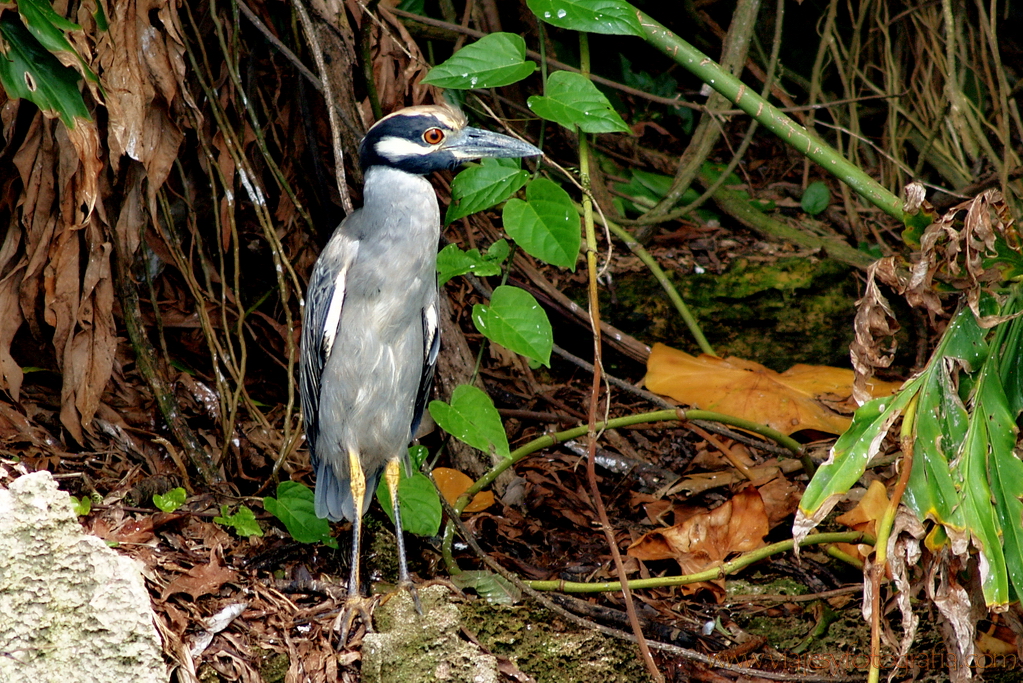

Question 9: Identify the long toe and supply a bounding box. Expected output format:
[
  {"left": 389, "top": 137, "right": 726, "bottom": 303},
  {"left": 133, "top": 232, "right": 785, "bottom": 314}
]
[{"left": 334, "top": 595, "right": 377, "bottom": 647}]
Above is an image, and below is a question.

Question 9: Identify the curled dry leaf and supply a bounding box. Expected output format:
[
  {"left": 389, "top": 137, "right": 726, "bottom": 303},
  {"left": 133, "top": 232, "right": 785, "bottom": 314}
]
[
  {"left": 850, "top": 259, "right": 902, "bottom": 405},
  {"left": 645, "top": 343, "right": 901, "bottom": 435},
  {"left": 627, "top": 486, "right": 770, "bottom": 595},
  {"left": 851, "top": 189, "right": 1019, "bottom": 401}
]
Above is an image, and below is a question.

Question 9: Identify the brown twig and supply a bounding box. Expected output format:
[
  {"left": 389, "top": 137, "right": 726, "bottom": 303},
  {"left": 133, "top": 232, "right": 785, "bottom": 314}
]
[{"left": 576, "top": 35, "right": 663, "bottom": 682}]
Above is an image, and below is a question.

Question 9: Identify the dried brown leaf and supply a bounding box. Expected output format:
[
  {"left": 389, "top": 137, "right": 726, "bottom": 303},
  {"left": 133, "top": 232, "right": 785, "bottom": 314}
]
[
  {"left": 163, "top": 548, "right": 238, "bottom": 601},
  {"left": 627, "top": 486, "right": 770, "bottom": 594},
  {"left": 850, "top": 259, "right": 902, "bottom": 405}
]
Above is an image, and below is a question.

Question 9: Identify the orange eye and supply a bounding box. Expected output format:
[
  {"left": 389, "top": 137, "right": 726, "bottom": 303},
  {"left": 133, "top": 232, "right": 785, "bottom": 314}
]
[{"left": 423, "top": 127, "right": 445, "bottom": 145}]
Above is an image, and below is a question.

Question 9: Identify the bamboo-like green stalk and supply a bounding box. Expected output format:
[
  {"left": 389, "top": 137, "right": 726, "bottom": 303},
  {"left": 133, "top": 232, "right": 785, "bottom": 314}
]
[
  {"left": 631, "top": 7, "right": 906, "bottom": 224},
  {"left": 523, "top": 531, "right": 873, "bottom": 593}
]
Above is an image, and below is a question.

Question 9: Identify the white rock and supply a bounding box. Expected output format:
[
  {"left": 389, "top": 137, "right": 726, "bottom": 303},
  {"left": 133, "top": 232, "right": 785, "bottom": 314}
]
[{"left": 0, "top": 471, "right": 165, "bottom": 683}]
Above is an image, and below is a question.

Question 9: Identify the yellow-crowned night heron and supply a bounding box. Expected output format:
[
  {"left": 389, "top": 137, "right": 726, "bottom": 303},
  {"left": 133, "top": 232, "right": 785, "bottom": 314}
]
[{"left": 299, "top": 105, "right": 541, "bottom": 635}]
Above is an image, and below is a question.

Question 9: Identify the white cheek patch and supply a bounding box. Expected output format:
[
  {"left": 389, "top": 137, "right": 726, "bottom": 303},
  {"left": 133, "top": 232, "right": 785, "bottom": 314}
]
[{"left": 375, "top": 136, "right": 435, "bottom": 161}]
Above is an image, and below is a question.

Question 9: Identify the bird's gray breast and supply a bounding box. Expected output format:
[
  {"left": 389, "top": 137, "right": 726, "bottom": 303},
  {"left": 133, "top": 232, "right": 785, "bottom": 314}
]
[{"left": 317, "top": 168, "right": 440, "bottom": 467}]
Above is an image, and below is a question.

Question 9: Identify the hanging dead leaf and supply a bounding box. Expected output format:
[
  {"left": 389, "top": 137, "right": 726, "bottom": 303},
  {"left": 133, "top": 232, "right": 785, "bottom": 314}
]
[
  {"left": 627, "top": 486, "right": 770, "bottom": 595},
  {"left": 644, "top": 343, "right": 901, "bottom": 435},
  {"left": 0, "top": 270, "right": 25, "bottom": 402},
  {"left": 433, "top": 467, "right": 495, "bottom": 513}
]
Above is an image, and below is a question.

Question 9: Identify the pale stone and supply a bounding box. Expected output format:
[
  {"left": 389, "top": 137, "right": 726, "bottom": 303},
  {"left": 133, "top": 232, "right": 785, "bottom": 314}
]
[{"left": 0, "top": 471, "right": 165, "bottom": 683}]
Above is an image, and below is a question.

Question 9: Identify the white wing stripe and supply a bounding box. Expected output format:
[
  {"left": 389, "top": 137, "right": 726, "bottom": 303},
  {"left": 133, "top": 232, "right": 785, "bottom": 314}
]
[
  {"left": 321, "top": 265, "right": 348, "bottom": 358},
  {"left": 424, "top": 303, "right": 439, "bottom": 361}
]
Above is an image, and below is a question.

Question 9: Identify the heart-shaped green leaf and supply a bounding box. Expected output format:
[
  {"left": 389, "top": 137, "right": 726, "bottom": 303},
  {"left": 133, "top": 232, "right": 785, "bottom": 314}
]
[
  {"left": 423, "top": 33, "right": 537, "bottom": 90},
  {"left": 446, "top": 157, "right": 529, "bottom": 223},
  {"left": 376, "top": 470, "right": 443, "bottom": 537},
  {"left": 429, "top": 384, "right": 510, "bottom": 459},
  {"left": 472, "top": 285, "right": 552, "bottom": 365},
  {"left": 503, "top": 178, "right": 580, "bottom": 269},
  {"left": 527, "top": 0, "right": 643, "bottom": 36},
  {"left": 263, "top": 481, "right": 338, "bottom": 547},
  {"left": 528, "top": 71, "right": 629, "bottom": 134}
]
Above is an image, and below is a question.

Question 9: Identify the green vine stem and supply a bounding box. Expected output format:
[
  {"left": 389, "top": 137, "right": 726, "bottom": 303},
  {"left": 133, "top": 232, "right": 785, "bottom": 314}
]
[
  {"left": 867, "top": 392, "right": 918, "bottom": 683},
  {"left": 523, "top": 531, "right": 874, "bottom": 593},
  {"left": 632, "top": 7, "right": 907, "bottom": 224},
  {"left": 441, "top": 407, "right": 805, "bottom": 574},
  {"left": 579, "top": 201, "right": 715, "bottom": 356}
]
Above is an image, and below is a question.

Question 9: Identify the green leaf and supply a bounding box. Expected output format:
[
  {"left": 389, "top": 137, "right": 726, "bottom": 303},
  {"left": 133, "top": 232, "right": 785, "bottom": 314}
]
[
  {"left": 450, "top": 570, "right": 522, "bottom": 604},
  {"left": 376, "top": 471, "right": 443, "bottom": 537},
  {"left": 437, "top": 239, "right": 510, "bottom": 286},
  {"left": 429, "top": 384, "right": 510, "bottom": 459},
  {"left": 422, "top": 33, "right": 537, "bottom": 90},
  {"left": 801, "top": 181, "right": 831, "bottom": 216},
  {"left": 408, "top": 444, "right": 430, "bottom": 470},
  {"left": 988, "top": 419, "right": 1023, "bottom": 602},
  {"left": 503, "top": 178, "right": 580, "bottom": 269},
  {"left": 527, "top": 0, "right": 643, "bottom": 36},
  {"left": 528, "top": 71, "right": 629, "bottom": 134},
  {"left": 0, "top": 16, "right": 90, "bottom": 126},
  {"left": 214, "top": 504, "right": 264, "bottom": 538},
  {"left": 904, "top": 359, "right": 967, "bottom": 529},
  {"left": 446, "top": 158, "right": 529, "bottom": 224},
  {"left": 802, "top": 306, "right": 987, "bottom": 520},
  {"left": 92, "top": 2, "right": 108, "bottom": 32},
  {"left": 153, "top": 487, "right": 187, "bottom": 512},
  {"left": 263, "top": 481, "right": 338, "bottom": 547},
  {"left": 69, "top": 495, "right": 91, "bottom": 516},
  {"left": 472, "top": 285, "right": 553, "bottom": 365},
  {"left": 956, "top": 366, "right": 1012, "bottom": 606},
  {"left": 17, "top": 0, "right": 98, "bottom": 84},
  {"left": 799, "top": 385, "right": 920, "bottom": 517}
]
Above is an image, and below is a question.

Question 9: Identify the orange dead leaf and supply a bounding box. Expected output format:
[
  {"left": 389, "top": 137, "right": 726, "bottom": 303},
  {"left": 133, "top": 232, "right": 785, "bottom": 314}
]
[
  {"left": 834, "top": 479, "right": 890, "bottom": 560},
  {"left": 628, "top": 487, "right": 770, "bottom": 595},
  {"left": 644, "top": 343, "right": 901, "bottom": 435},
  {"left": 433, "top": 467, "right": 495, "bottom": 513}
]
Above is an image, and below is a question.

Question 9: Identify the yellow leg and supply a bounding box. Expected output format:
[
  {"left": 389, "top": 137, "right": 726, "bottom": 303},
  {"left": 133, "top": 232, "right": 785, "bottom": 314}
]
[
  {"left": 347, "top": 448, "right": 366, "bottom": 596},
  {"left": 385, "top": 458, "right": 422, "bottom": 614},
  {"left": 334, "top": 448, "right": 374, "bottom": 645}
]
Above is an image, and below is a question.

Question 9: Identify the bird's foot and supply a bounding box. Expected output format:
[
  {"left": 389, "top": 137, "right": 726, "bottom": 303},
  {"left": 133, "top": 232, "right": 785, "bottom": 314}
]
[
  {"left": 398, "top": 579, "right": 423, "bottom": 616},
  {"left": 333, "top": 594, "right": 377, "bottom": 646}
]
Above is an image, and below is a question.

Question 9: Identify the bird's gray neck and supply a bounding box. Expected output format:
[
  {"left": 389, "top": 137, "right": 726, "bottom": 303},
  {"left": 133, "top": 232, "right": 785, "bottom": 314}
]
[{"left": 359, "top": 166, "right": 438, "bottom": 240}]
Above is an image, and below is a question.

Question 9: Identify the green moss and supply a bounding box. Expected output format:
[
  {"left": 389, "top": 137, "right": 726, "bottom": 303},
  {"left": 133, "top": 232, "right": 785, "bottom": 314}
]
[
  {"left": 252, "top": 646, "right": 288, "bottom": 683},
  {"left": 727, "top": 576, "right": 807, "bottom": 597},
  {"left": 364, "top": 514, "right": 400, "bottom": 584},
  {"left": 461, "top": 601, "right": 652, "bottom": 683},
  {"left": 363, "top": 586, "right": 499, "bottom": 683},
  {"left": 601, "top": 256, "right": 861, "bottom": 371}
]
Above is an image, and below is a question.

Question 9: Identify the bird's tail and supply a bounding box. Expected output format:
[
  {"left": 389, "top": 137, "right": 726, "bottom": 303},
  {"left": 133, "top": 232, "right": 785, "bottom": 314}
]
[{"left": 314, "top": 457, "right": 381, "bottom": 522}]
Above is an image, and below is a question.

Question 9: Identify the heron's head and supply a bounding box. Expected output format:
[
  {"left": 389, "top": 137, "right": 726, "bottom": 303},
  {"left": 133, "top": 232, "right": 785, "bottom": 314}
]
[{"left": 359, "top": 105, "right": 542, "bottom": 174}]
